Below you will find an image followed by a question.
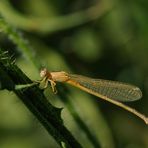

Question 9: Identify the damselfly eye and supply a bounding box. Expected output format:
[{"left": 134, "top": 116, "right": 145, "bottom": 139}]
[{"left": 40, "top": 68, "right": 47, "bottom": 78}]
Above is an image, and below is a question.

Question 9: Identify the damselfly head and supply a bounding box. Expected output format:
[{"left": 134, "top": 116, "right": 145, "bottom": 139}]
[{"left": 40, "top": 68, "right": 48, "bottom": 78}]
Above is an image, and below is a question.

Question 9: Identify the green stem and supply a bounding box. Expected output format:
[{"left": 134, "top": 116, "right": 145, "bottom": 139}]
[
  {"left": 0, "top": 49, "right": 82, "bottom": 148},
  {"left": 57, "top": 84, "right": 101, "bottom": 148},
  {"left": 0, "top": 0, "right": 111, "bottom": 34},
  {"left": 0, "top": 15, "right": 41, "bottom": 69}
]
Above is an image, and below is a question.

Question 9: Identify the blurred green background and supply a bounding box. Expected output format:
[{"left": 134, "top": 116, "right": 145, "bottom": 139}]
[{"left": 0, "top": 0, "right": 148, "bottom": 148}]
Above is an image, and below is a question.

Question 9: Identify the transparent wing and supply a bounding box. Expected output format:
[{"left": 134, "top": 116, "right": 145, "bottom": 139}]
[{"left": 68, "top": 74, "right": 142, "bottom": 102}]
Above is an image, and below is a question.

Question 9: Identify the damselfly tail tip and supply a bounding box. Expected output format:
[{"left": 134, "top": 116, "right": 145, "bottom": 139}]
[{"left": 144, "top": 117, "right": 148, "bottom": 125}]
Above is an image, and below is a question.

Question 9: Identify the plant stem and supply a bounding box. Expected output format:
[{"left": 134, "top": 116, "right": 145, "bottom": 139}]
[
  {"left": 0, "top": 0, "right": 111, "bottom": 34},
  {"left": 0, "top": 50, "right": 82, "bottom": 148}
]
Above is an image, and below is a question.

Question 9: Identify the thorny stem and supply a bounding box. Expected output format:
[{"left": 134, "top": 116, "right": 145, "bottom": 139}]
[{"left": 0, "top": 50, "right": 82, "bottom": 148}]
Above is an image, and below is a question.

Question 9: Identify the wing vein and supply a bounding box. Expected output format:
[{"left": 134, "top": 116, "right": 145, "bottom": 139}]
[{"left": 68, "top": 74, "right": 142, "bottom": 102}]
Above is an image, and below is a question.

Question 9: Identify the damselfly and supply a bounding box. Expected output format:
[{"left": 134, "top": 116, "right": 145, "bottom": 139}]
[
  {"left": 17, "top": 68, "right": 147, "bottom": 124},
  {"left": 38, "top": 68, "right": 148, "bottom": 124}
]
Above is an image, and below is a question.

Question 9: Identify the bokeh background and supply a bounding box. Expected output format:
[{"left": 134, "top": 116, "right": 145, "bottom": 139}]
[{"left": 0, "top": 0, "right": 148, "bottom": 148}]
